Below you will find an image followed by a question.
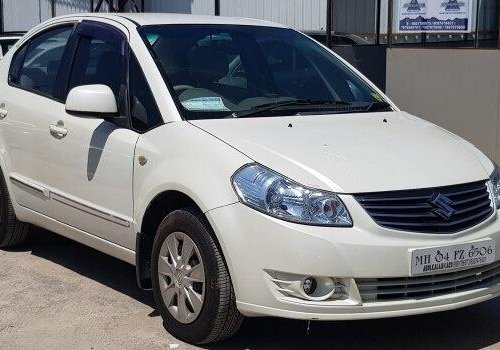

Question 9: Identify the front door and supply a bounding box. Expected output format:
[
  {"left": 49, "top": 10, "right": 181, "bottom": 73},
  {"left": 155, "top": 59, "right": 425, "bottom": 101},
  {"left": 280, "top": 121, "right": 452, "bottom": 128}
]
[{"left": 44, "top": 21, "right": 138, "bottom": 250}]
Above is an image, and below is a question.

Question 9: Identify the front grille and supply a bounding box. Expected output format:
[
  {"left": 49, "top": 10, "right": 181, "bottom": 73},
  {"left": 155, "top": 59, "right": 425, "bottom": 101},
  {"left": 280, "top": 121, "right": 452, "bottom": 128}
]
[
  {"left": 357, "top": 261, "right": 500, "bottom": 302},
  {"left": 355, "top": 180, "right": 493, "bottom": 234}
]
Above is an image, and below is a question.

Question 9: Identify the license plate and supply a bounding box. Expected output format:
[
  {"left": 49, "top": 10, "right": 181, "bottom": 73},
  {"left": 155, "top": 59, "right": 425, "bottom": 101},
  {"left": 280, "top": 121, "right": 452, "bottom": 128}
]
[{"left": 410, "top": 239, "right": 496, "bottom": 276}]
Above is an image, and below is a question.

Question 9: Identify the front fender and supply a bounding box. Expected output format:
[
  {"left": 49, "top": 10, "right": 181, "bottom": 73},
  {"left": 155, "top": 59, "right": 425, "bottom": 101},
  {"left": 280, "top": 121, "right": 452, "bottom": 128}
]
[{"left": 133, "top": 121, "right": 252, "bottom": 231}]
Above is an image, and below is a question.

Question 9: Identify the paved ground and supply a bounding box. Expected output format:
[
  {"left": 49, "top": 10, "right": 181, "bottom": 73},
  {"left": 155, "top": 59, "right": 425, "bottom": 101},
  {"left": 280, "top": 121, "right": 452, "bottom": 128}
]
[{"left": 1, "top": 229, "right": 500, "bottom": 349}]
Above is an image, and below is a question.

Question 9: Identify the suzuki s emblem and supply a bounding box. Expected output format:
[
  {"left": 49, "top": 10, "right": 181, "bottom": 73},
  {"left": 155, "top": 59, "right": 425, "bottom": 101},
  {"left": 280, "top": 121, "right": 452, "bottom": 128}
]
[{"left": 429, "top": 193, "right": 456, "bottom": 220}]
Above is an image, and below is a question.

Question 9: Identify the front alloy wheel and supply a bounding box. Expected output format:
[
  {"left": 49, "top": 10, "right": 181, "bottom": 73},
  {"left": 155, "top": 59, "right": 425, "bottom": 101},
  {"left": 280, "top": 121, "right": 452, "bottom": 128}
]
[
  {"left": 151, "top": 208, "right": 243, "bottom": 345},
  {"left": 158, "top": 232, "right": 205, "bottom": 324}
]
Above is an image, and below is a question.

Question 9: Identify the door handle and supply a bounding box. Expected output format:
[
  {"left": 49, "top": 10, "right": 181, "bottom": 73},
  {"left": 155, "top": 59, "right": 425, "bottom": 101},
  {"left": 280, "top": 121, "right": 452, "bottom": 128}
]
[
  {"left": 0, "top": 103, "right": 8, "bottom": 119},
  {"left": 49, "top": 121, "right": 68, "bottom": 139}
]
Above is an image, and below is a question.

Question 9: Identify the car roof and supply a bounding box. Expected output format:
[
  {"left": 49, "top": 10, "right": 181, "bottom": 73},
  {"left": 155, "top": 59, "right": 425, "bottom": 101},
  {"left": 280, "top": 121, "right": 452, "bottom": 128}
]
[{"left": 53, "top": 13, "right": 287, "bottom": 29}]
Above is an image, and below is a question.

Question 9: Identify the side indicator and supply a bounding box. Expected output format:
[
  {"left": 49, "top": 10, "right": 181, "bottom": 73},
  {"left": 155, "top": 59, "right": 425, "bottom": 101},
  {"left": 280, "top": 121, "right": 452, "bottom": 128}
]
[{"left": 138, "top": 156, "right": 148, "bottom": 166}]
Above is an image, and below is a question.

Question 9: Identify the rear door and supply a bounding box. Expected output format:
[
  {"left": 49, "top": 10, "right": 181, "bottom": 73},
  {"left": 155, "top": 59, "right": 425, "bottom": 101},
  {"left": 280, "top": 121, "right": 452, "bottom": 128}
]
[
  {"left": 43, "top": 21, "right": 139, "bottom": 250},
  {"left": 0, "top": 24, "right": 75, "bottom": 214}
]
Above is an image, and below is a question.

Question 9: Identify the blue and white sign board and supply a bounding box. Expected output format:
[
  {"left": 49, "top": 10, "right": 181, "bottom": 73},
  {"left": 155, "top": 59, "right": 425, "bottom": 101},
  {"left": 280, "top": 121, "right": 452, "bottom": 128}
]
[{"left": 397, "top": 0, "right": 474, "bottom": 33}]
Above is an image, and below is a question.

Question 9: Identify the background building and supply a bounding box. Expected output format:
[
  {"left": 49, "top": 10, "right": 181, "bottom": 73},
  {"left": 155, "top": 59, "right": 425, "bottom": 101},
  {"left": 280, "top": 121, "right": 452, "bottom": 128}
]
[{"left": 2, "top": 0, "right": 498, "bottom": 47}]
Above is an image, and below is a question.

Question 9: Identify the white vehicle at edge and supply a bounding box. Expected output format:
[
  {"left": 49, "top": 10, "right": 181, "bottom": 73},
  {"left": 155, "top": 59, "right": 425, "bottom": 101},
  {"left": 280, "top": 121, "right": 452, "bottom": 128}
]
[
  {"left": 0, "top": 32, "right": 24, "bottom": 59},
  {"left": 0, "top": 13, "right": 499, "bottom": 345}
]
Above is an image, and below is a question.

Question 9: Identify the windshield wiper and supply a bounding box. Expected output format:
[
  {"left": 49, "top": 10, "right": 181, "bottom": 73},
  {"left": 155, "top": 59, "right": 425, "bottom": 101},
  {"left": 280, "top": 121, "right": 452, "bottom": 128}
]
[
  {"left": 364, "top": 101, "right": 392, "bottom": 112},
  {"left": 228, "top": 99, "right": 352, "bottom": 119}
]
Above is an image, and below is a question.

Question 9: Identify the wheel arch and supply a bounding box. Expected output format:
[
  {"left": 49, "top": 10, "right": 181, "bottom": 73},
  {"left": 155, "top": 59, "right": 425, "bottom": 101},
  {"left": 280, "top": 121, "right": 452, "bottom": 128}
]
[{"left": 135, "top": 189, "right": 232, "bottom": 290}]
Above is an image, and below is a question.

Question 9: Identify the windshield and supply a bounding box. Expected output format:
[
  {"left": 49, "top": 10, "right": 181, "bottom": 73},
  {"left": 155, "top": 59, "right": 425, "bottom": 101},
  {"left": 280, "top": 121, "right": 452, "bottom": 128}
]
[{"left": 140, "top": 24, "right": 388, "bottom": 120}]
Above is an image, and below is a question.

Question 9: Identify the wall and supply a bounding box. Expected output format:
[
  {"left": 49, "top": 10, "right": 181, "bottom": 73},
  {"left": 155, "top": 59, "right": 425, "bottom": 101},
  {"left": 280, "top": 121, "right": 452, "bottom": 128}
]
[
  {"left": 219, "top": 0, "right": 327, "bottom": 31},
  {"left": 386, "top": 48, "right": 500, "bottom": 163},
  {"left": 55, "top": 0, "right": 92, "bottom": 15},
  {"left": 144, "top": 0, "right": 498, "bottom": 34},
  {"left": 145, "top": 0, "right": 376, "bottom": 33},
  {"left": 3, "top": 0, "right": 496, "bottom": 34},
  {"left": 332, "top": 45, "right": 387, "bottom": 90},
  {"left": 146, "top": 0, "right": 214, "bottom": 15},
  {"left": 3, "top": 0, "right": 46, "bottom": 31},
  {"left": 478, "top": 0, "right": 499, "bottom": 32},
  {"left": 333, "top": 0, "right": 376, "bottom": 34},
  {"left": 2, "top": 0, "right": 90, "bottom": 31}
]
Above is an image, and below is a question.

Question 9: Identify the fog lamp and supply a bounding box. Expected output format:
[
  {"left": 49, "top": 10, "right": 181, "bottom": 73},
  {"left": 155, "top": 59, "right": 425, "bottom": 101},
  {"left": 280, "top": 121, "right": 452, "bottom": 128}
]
[{"left": 302, "top": 277, "right": 317, "bottom": 295}]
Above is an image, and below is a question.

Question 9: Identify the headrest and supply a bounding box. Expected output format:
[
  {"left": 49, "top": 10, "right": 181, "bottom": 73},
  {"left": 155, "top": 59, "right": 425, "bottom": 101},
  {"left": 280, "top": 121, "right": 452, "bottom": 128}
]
[
  {"left": 188, "top": 46, "right": 228, "bottom": 83},
  {"left": 96, "top": 51, "right": 121, "bottom": 75},
  {"left": 95, "top": 51, "right": 122, "bottom": 94}
]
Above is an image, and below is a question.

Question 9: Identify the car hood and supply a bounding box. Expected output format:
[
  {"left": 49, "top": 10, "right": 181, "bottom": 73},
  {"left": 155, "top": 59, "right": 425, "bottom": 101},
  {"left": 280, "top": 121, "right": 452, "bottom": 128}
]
[{"left": 190, "top": 111, "right": 494, "bottom": 193}]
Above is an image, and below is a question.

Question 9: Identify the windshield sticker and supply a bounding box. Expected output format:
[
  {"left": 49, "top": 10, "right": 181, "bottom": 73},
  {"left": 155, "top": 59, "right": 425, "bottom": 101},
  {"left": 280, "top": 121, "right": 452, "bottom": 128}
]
[
  {"left": 371, "top": 93, "right": 384, "bottom": 102},
  {"left": 146, "top": 33, "right": 160, "bottom": 45},
  {"left": 181, "top": 97, "right": 230, "bottom": 112}
]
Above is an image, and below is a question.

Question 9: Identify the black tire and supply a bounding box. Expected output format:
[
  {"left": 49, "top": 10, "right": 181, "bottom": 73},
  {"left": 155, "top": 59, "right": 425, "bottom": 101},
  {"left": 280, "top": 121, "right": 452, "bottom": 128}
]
[
  {"left": 151, "top": 208, "right": 243, "bottom": 345},
  {"left": 0, "top": 173, "right": 30, "bottom": 248}
]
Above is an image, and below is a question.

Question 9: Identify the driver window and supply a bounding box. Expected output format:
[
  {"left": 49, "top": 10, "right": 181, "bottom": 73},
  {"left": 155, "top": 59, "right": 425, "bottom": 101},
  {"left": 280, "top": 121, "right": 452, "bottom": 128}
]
[{"left": 68, "top": 35, "right": 124, "bottom": 98}]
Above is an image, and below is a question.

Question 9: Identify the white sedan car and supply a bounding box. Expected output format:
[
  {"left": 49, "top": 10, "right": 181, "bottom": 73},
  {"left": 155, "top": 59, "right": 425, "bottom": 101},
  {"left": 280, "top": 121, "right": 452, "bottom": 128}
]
[{"left": 0, "top": 13, "right": 499, "bottom": 345}]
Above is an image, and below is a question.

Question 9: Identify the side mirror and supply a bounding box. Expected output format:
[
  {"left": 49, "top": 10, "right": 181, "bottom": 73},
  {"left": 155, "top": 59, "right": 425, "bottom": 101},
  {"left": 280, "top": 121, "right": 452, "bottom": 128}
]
[{"left": 65, "top": 84, "right": 118, "bottom": 117}]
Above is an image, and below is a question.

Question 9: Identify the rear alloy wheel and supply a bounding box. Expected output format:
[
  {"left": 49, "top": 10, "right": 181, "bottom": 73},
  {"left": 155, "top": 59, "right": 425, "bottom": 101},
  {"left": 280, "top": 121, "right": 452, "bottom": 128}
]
[{"left": 151, "top": 209, "right": 243, "bottom": 345}]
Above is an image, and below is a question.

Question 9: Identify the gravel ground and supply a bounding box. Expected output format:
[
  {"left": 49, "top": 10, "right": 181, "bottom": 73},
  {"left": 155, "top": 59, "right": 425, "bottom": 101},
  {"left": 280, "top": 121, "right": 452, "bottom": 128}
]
[{"left": 1, "top": 229, "right": 500, "bottom": 350}]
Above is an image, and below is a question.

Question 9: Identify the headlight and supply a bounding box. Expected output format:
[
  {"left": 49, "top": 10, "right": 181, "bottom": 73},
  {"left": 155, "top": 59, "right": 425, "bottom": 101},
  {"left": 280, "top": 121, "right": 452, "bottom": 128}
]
[
  {"left": 232, "top": 164, "right": 352, "bottom": 226},
  {"left": 490, "top": 167, "right": 500, "bottom": 208}
]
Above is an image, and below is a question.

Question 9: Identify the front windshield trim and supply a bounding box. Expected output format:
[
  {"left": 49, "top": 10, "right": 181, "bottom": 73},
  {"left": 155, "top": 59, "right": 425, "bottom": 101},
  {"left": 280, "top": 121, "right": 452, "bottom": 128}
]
[{"left": 138, "top": 24, "right": 393, "bottom": 121}]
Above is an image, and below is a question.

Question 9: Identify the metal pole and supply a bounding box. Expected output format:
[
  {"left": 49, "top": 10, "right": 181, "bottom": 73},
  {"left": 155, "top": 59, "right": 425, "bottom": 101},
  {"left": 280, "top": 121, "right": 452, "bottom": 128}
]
[
  {"left": 141, "top": 0, "right": 144, "bottom": 12},
  {"left": 118, "top": 0, "right": 126, "bottom": 12},
  {"left": 387, "top": 0, "right": 393, "bottom": 48},
  {"left": 90, "top": 0, "right": 94, "bottom": 12},
  {"left": 215, "top": 0, "right": 220, "bottom": 16},
  {"left": 94, "top": 0, "right": 103, "bottom": 12},
  {"left": 326, "top": 0, "right": 333, "bottom": 47},
  {"left": 109, "top": 0, "right": 116, "bottom": 12},
  {"left": 51, "top": 0, "right": 56, "bottom": 18},
  {"left": 474, "top": 0, "right": 481, "bottom": 48},
  {"left": 376, "top": 0, "right": 381, "bottom": 45},
  {"left": 0, "top": 0, "right": 4, "bottom": 33},
  {"left": 38, "top": 0, "right": 42, "bottom": 23}
]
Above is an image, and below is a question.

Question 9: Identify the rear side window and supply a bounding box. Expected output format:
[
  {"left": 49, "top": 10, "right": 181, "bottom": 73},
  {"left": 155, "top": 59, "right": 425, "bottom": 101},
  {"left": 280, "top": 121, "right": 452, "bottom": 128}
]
[
  {"left": 9, "top": 26, "right": 73, "bottom": 99},
  {"left": 129, "top": 53, "right": 162, "bottom": 132}
]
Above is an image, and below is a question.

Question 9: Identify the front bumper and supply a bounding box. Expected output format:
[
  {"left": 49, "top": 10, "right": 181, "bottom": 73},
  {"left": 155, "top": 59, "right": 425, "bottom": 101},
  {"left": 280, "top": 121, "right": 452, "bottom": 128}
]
[{"left": 206, "top": 195, "right": 500, "bottom": 320}]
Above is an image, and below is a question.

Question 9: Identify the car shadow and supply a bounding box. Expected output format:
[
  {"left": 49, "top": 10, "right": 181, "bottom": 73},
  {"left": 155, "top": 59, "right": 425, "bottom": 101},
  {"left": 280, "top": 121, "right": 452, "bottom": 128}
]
[
  {"left": 215, "top": 304, "right": 500, "bottom": 350},
  {"left": 10, "top": 227, "right": 156, "bottom": 309},
  {"left": 10, "top": 229, "right": 500, "bottom": 350},
  {"left": 86, "top": 120, "right": 116, "bottom": 181}
]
